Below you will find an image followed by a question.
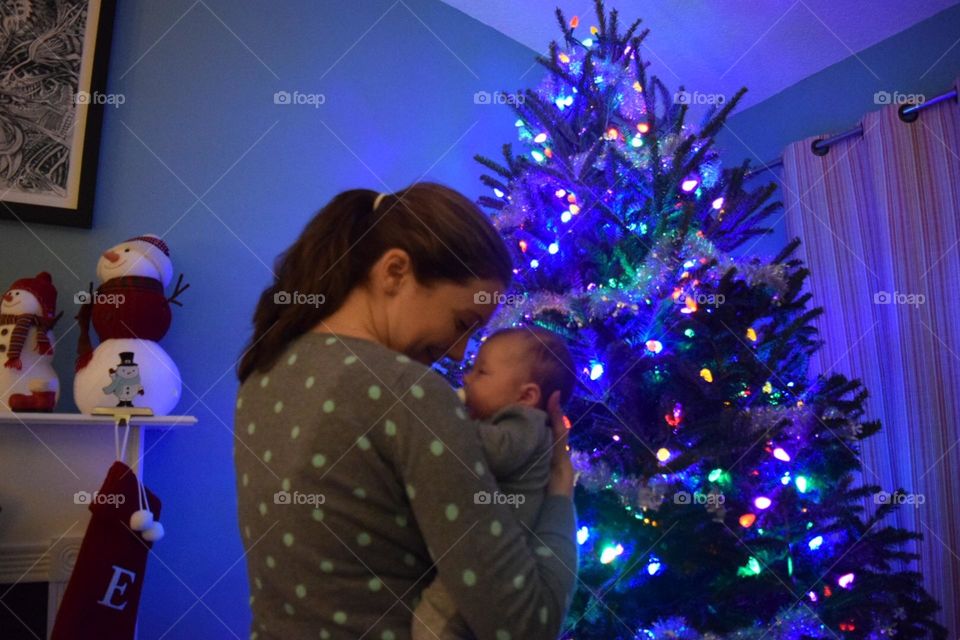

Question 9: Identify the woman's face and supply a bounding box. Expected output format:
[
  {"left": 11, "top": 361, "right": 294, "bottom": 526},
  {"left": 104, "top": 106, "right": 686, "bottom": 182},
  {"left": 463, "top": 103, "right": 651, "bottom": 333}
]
[{"left": 387, "top": 274, "right": 504, "bottom": 365}]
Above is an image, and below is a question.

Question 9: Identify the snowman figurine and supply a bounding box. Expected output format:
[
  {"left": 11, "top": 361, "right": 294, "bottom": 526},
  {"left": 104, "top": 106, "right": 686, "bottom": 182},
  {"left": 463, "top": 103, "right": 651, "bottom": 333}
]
[
  {"left": 102, "top": 352, "right": 145, "bottom": 407},
  {"left": 74, "top": 235, "right": 188, "bottom": 415},
  {"left": 0, "top": 272, "right": 60, "bottom": 412}
]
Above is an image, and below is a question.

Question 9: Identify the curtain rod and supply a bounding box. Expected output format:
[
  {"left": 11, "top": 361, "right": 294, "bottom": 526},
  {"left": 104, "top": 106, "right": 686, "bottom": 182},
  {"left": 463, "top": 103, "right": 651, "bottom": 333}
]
[{"left": 743, "top": 86, "right": 958, "bottom": 179}]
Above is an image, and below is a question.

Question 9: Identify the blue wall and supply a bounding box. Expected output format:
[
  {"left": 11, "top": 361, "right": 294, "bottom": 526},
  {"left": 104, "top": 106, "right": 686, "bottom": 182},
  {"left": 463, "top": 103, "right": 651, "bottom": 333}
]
[
  {"left": 716, "top": 3, "right": 960, "bottom": 260},
  {"left": 0, "top": 1, "right": 542, "bottom": 637}
]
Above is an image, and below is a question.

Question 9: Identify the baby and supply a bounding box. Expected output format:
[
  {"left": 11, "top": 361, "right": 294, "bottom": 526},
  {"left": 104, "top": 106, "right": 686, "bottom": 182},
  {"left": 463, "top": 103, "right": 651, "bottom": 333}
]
[{"left": 411, "top": 326, "right": 576, "bottom": 640}]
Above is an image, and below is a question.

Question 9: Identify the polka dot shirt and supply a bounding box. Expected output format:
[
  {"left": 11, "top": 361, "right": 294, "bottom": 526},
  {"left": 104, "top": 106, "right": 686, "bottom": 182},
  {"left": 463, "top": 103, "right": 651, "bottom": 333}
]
[{"left": 234, "top": 332, "right": 577, "bottom": 639}]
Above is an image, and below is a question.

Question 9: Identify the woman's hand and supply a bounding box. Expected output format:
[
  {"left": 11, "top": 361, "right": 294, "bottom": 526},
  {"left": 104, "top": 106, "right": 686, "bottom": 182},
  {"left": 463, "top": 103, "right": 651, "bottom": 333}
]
[{"left": 546, "top": 390, "right": 576, "bottom": 498}]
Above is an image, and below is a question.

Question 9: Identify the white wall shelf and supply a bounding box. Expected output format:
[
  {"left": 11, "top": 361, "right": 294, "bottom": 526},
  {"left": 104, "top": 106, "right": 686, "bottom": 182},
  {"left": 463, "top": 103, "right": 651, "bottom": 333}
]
[{"left": 0, "top": 412, "right": 197, "bottom": 427}]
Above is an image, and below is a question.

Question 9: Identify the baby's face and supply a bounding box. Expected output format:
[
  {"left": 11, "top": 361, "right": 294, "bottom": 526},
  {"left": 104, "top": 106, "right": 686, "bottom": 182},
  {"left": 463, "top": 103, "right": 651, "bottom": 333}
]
[{"left": 462, "top": 335, "right": 532, "bottom": 420}]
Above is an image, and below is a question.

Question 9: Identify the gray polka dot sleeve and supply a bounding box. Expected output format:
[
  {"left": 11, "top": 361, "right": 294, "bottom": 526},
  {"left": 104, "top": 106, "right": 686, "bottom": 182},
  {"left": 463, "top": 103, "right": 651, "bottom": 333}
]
[{"left": 235, "top": 333, "right": 578, "bottom": 640}]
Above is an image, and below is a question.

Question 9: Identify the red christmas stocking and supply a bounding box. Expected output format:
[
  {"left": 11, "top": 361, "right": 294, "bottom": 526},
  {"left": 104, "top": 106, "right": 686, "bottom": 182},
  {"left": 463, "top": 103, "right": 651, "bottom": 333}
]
[{"left": 50, "top": 461, "right": 162, "bottom": 640}]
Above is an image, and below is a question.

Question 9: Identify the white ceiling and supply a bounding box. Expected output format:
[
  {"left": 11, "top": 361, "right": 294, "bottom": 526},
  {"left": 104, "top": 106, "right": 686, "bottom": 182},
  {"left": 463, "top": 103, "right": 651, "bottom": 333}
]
[{"left": 440, "top": 0, "right": 960, "bottom": 111}]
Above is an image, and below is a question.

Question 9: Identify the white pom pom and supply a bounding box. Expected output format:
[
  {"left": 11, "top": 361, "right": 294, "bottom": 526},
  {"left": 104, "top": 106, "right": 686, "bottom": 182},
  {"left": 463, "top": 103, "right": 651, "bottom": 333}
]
[
  {"left": 130, "top": 509, "right": 154, "bottom": 531},
  {"left": 142, "top": 521, "right": 164, "bottom": 542}
]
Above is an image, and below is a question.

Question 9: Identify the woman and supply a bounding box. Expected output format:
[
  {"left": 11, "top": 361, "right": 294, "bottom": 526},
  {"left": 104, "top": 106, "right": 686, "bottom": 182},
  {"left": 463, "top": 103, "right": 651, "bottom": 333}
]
[{"left": 235, "top": 183, "right": 577, "bottom": 640}]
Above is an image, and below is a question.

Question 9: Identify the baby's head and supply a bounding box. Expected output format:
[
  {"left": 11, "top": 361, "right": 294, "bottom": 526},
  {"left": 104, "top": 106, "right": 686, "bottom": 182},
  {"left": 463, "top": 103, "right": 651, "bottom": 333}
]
[{"left": 462, "top": 326, "right": 575, "bottom": 420}]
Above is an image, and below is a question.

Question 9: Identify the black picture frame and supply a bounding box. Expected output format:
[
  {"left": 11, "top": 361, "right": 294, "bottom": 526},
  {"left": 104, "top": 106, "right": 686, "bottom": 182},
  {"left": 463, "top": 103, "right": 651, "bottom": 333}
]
[{"left": 0, "top": 0, "right": 117, "bottom": 229}]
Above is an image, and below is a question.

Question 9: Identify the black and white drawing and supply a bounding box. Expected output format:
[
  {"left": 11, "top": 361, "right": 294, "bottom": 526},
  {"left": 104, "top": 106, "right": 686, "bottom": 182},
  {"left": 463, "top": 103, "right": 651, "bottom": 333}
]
[{"left": 0, "top": 0, "right": 115, "bottom": 227}]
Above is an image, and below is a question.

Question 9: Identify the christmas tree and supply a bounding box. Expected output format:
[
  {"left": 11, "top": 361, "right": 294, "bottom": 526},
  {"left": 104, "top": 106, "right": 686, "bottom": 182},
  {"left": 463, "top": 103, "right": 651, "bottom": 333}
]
[{"left": 468, "top": 2, "right": 946, "bottom": 638}]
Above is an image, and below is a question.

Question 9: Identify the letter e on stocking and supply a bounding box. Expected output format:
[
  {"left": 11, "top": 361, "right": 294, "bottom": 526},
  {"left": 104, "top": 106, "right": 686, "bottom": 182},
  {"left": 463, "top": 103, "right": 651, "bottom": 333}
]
[{"left": 98, "top": 565, "right": 138, "bottom": 611}]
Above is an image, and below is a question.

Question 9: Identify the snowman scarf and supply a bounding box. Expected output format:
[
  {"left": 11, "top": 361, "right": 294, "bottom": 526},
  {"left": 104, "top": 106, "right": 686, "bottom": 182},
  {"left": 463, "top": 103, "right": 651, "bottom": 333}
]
[{"left": 1, "top": 313, "right": 53, "bottom": 368}]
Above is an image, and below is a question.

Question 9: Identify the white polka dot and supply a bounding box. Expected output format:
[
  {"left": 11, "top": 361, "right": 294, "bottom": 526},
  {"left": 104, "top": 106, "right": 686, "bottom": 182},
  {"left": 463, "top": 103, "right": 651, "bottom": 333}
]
[
  {"left": 357, "top": 435, "right": 371, "bottom": 450},
  {"left": 305, "top": 376, "right": 315, "bottom": 389},
  {"left": 241, "top": 473, "right": 249, "bottom": 487},
  {"left": 263, "top": 450, "right": 272, "bottom": 463},
  {"left": 312, "top": 509, "right": 324, "bottom": 522},
  {"left": 357, "top": 532, "right": 371, "bottom": 546},
  {"left": 368, "top": 385, "right": 381, "bottom": 400},
  {"left": 539, "top": 606, "right": 548, "bottom": 624},
  {"left": 244, "top": 525, "right": 251, "bottom": 540},
  {"left": 258, "top": 502, "right": 267, "bottom": 516},
  {"left": 254, "top": 577, "right": 263, "bottom": 590},
  {"left": 287, "top": 353, "right": 298, "bottom": 366},
  {"left": 406, "top": 484, "right": 416, "bottom": 500},
  {"left": 395, "top": 514, "right": 407, "bottom": 527},
  {"left": 474, "top": 461, "right": 485, "bottom": 476},
  {"left": 496, "top": 631, "right": 511, "bottom": 640},
  {"left": 283, "top": 532, "right": 295, "bottom": 547},
  {"left": 343, "top": 355, "right": 358, "bottom": 365},
  {"left": 312, "top": 453, "right": 326, "bottom": 468},
  {"left": 429, "top": 440, "right": 444, "bottom": 456},
  {"left": 320, "top": 631, "right": 330, "bottom": 639},
  {"left": 462, "top": 569, "right": 476, "bottom": 586},
  {"left": 536, "top": 545, "right": 553, "bottom": 557},
  {"left": 266, "top": 555, "right": 276, "bottom": 568},
  {"left": 381, "top": 631, "right": 396, "bottom": 640},
  {"left": 384, "top": 419, "right": 397, "bottom": 436},
  {"left": 295, "top": 584, "right": 307, "bottom": 599},
  {"left": 490, "top": 520, "right": 502, "bottom": 536},
  {"left": 333, "top": 611, "right": 347, "bottom": 624},
  {"left": 320, "top": 560, "right": 334, "bottom": 572},
  {"left": 403, "top": 553, "right": 416, "bottom": 566},
  {"left": 250, "top": 631, "right": 257, "bottom": 640},
  {"left": 323, "top": 399, "right": 335, "bottom": 413},
  {"left": 247, "top": 422, "right": 256, "bottom": 435},
  {"left": 396, "top": 354, "right": 410, "bottom": 363},
  {"left": 513, "top": 574, "right": 525, "bottom": 589},
  {"left": 456, "top": 407, "right": 467, "bottom": 420},
  {"left": 283, "top": 602, "right": 294, "bottom": 615},
  {"left": 368, "top": 577, "right": 382, "bottom": 592},
  {"left": 445, "top": 504, "right": 459, "bottom": 521},
  {"left": 260, "top": 376, "right": 269, "bottom": 388},
  {"left": 353, "top": 487, "right": 366, "bottom": 499},
  {"left": 325, "top": 337, "right": 337, "bottom": 345},
  {"left": 410, "top": 384, "right": 424, "bottom": 399},
  {"left": 273, "top": 401, "right": 283, "bottom": 414},
  {"left": 281, "top": 478, "right": 290, "bottom": 491},
  {"left": 236, "top": 396, "right": 243, "bottom": 409},
  {"left": 290, "top": 425, "right": 300, "bottom": 439}
]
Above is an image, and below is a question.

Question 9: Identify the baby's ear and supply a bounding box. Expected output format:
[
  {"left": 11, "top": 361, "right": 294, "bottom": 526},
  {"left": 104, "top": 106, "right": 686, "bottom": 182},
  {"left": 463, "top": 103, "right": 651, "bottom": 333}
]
[{"left": 517, "top": 382, "right": 542, "bottom": 408}]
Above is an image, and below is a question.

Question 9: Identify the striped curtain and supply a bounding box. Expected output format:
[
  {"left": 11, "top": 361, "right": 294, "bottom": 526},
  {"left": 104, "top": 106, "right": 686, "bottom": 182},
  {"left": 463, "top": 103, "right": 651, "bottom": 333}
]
[{"left": 781, "top": 78, "right": 960, "bottom": 634}]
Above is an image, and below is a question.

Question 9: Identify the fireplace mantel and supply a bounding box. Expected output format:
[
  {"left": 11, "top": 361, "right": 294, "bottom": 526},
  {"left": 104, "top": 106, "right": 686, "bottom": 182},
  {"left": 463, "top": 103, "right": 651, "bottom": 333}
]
[{"left": 0, "top": 412, "right": 195, "bottom": 638}]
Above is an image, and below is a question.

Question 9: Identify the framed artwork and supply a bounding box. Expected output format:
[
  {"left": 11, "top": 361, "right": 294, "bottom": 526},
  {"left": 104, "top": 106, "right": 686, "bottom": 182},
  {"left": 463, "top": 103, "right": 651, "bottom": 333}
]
[{"left": 0, "top": 0, "right": 116, "bottom": 228}]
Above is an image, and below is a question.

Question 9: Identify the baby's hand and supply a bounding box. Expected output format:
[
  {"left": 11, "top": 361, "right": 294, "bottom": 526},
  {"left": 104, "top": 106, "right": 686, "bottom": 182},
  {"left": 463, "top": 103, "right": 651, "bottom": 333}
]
[{"left": 546, "top": 391, "right": 575, "bottom": 497}]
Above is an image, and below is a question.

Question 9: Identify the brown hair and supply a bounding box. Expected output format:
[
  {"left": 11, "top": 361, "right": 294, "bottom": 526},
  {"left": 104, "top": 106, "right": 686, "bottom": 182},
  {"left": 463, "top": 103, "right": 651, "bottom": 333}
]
[
  {"left": 488, "top": 326, "right": 577, "bottom": 409},
  {"left": 238, "top": 182, "right": 514, "bottom": 383}
]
